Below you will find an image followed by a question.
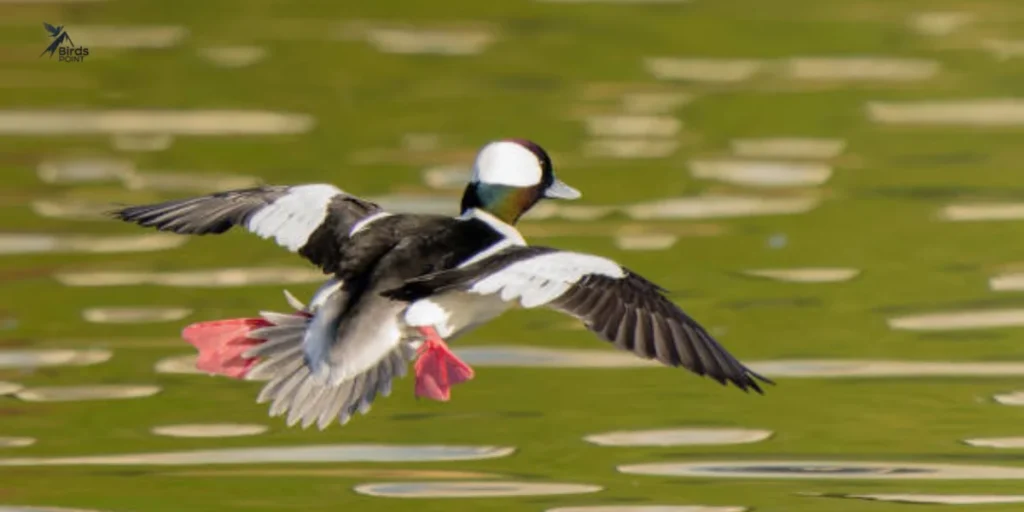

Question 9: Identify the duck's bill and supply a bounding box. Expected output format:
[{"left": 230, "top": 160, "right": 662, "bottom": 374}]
[{"left": 544, "top": 179, "right": 582, "bottom": 200}]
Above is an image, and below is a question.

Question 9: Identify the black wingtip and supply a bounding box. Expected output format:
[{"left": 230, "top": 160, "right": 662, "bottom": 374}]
[
  {"left": 105, "top": 204, "right": 131, "bottom": 221},
  {"left": 740, "top": 369, "right": 775, "bottom": 395}
]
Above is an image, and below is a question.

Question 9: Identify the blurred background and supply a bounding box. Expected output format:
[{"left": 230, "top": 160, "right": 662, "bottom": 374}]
[{"left": 5, "top": 1, "right": 1024, "bottom": 511}]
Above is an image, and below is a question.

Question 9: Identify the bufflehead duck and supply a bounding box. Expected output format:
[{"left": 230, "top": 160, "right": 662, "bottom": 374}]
[{"left": 112, "top": 139, "right": 772, "bottom": 429}]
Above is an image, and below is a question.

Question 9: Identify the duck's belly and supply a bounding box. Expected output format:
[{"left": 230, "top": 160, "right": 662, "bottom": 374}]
[{"left": 403, "top": 292, "right": 512, "bottom": 342}]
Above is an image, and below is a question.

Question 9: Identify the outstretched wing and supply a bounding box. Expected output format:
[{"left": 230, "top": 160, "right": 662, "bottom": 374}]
[
  {"left": 384, "top": 246, "right": 772, "bottom": 393},
  {"left": 111, "top": 184, "right": 385, "bottom": 273},
  {"left": 43, "top": 23, "right": 61, "bottom": 36}
]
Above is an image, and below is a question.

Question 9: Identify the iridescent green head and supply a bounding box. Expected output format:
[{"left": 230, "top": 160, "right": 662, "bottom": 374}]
[{"left": 459, "top": 139, "right": 580, "bottom": 224}]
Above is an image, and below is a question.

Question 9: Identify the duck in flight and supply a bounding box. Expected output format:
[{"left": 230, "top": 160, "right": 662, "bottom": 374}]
[{"left": 112, "top": 139, "right": 772, "bottom": 429}]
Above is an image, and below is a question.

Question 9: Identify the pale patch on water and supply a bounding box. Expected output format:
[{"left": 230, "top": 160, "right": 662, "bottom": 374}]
[
  {"left": 31, "top": 199, "right": 112, "bottom": 221},
  {"left": 625, "top": 195, "right": 820, "bottom": 220},
  {"left": 994, "top": 391, "right": 1024, "bottom": 405},
  {"left": 121, "top": 170, "right": 262, "bottom": 193},
  {"left": 940, "top": 203, "right": 1024, "bottom": 221},
  {"left": 988, "top": 272, "right": 1024, "bottom": 291},
  {"left": 363, "top": 28, "right": 496, "bottom": 55},
  {"left": 618, "top": 460, "right": 1024, "bottom": 480},
  {"left": 0, "top": 444, "right": 515, "bottom": 466},
  {"left": 0, "top": 234, "right": 186, "bottom": 255},
  {"left": 909, "top": 12, "right": 974, "bottom": 36},
  {"left": 0, "top": 349, "right": 110, "bottom": 369},
  {"left": 151, "top": 424, "right": 268, "bottom": 438},
  {"left": 583, "top": 139, "right": 679, "bottom": 159},
  {"left": 730, "top": 138, "right": 846, "bottom": 159},
  {"left": 82, "top": 307, "right": 192, "bottom": 324},
  {"left": 983, "top": 40, "right": 1024, "bottom": 61},
  {"left": 614, "top": 234, "right": 677, "bottom": 251},
  {"left": 56, "top": 267, "right": 323, "bottom": 288},
  {"left": 0, "top": 110, "right": 313, "bottom": 135},
  {"left": 367, "top": 195, "right": 455, "bottom": 215},
  {"left": 867, "top": 99, "right": 1024, "bottom": 126},
  {"left": 111, "top": 133, "right": 173, "bottom": 152},
  {"left": 198, "top": 46, "right": 267, "bottom": 68},
  {"left": 0, "top": 382, "right": 22, "bottom": 396},
  {"left": 37, "top": 157, "right": 134, "bottom": 184},
  {"left": 783, "top": 58, "right": 939, "bottom": 81},
  {"left": 0, "top": 438, "right": 34, "bottom": 448},
  {"left": 621, "top": 92, "right": 693, "bottom": 114},
  {"left": 584, "top": 428, "right": 772, "bottom": 447},
  {"left": 645, "top": 58, "right": 764, "bottom": 83},
  {"left": 584, "top": 115, "right": 681, "bottom": 138},
  {"left": 15, "top": 385, "right": 160, "bottom": 403},
  {"left": 169, "top": 468, "right": 500, "bottom": 479},
  {"left": 422, "top": 166, "right": 470, "bottom": 190},
  {"left": 154, "top": 355, "right": 204, "bottom": 376},
  {"left": 742, "top": 268, "right": 860, "bottom": 283},
  {"left": 354, "top": 481, "right": 602, "bottom": 498},
  {"left": 806, "top": 492, "right": 1024, "bottom": 505},
  {"left": 549, "top": 507, "right": 746, "bottom": 512},
  {"left": 71, "top": 25, "right": 187, "bottom": 49},
  {"left": 749, "top": 359, "right": 1024, "bottom": 378},
  {"left": 965, "top": 438, "right": 1024, "bottom": 449},
  {"left": 689, "top": 160, "right": 832, "bottom": 188},
  {"left": 887, "top": 308, "right": 1024, "bottom": 331}
]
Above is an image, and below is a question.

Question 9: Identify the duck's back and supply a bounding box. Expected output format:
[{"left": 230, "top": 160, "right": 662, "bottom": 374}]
[
  {"left": 310, "top": 211, "right": 513, "bottom": 384},
  {"left": 331, "top": 213, "right": 505, "bottom": 283}
]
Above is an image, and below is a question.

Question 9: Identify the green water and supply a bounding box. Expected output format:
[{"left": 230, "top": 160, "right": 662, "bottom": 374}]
[{"left": 4, "top": 0, "right": 1024, "bottom": 510}]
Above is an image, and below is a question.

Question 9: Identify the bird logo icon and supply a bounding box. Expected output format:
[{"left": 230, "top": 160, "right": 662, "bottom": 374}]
[{"left": 40, "top": 23, "right": 74, "bottom": 59}]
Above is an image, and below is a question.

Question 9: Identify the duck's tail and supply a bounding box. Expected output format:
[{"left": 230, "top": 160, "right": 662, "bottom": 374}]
[{"left": 179, "top": 285, "right": 410, "bottom": 430}]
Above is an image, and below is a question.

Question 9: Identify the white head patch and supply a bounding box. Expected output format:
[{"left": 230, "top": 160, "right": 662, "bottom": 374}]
[{"left": 471, "top": 141, "right": 544, "bottom": 187}]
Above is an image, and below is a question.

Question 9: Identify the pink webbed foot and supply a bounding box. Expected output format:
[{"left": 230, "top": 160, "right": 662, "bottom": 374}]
[
  {"left": 181, "top": 318, "right": 272, "bottom": 379},
  {"left": 413, "top": 326, "right": 475, "bottom": 401}
]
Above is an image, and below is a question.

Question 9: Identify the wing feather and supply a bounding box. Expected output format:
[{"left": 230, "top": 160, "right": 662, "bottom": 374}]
[
  {"left": 110, "top": 184, "right": 383, "bottom": 273},
  {"left": 383, "top": 246, "right": 772, "bottom": 393}
]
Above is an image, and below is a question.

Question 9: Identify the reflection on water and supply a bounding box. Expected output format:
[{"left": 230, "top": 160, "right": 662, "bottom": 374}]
[
  {"left": 15, "top": 385, "right": 161, "bottom": 403},
  {"left": 0, "top": 445, "right": 515, "bottom": 466},
  {"left": 0, "top": 350, "right": 110, "bottom": 370},
  {"left": 618, "top": 461, "right": 1024, "bottom": 480},
  {"left": 584, "top": 428, "right": 772, "bottom": 447},
  {"left": 150, "top": 424, "right": 268, "bottom": 438},
  {"left": 0, "top": 438, "right": 34, "bottom": 448},
  {"left": 353, "top": 481, "right": 602, "bottom": 498},
  {"left": 807, "top": 492, "right": 1024, "bottom": 505}
]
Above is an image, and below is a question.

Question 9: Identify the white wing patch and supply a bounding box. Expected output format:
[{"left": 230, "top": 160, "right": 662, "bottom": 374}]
[
  {"left": 469, "top": 252, "right": 626, "bottom": 308},
  {"left": 471, "top": 141, "right": 543, "bottom": 187},
  {"left": 245, "top": 184, "right": 341, "bottom": 251}
]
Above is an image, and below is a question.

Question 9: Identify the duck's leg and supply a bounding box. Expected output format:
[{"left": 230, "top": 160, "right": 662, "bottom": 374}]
[{"left": 413, "top": 326, "right": 474, "bottom": 401}]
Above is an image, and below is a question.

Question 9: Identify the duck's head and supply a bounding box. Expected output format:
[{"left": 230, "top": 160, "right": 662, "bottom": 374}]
[{"left": 459, "top": 139, "right": 580, "bottom": 224}]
